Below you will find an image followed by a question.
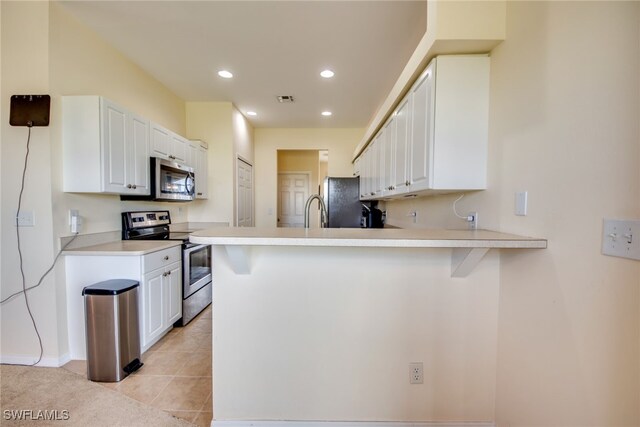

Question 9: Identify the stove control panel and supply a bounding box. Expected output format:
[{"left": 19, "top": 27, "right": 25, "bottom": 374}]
[{"left": 123, "top": 210, "right": 171, "bottom": 229}]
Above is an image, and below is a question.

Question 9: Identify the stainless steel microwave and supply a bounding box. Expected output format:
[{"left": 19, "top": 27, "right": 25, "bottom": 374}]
[{"left": 122, "top": 157, "right": 195, "bottom": 202}]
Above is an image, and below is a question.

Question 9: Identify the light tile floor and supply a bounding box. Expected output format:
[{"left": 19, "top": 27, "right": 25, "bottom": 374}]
[{"left": 63, "top": 305, "right": 213, "bottom": 426}]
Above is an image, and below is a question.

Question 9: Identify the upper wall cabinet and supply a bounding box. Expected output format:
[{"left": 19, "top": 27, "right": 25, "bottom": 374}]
[
  {"left": 356, "top": 55, "right": 490, "bottom": 200},
  {"left": 63, "top": 96, "right": 150, "bottom": 195},
  {"left": 150, "top": 122, "right": 187, "bottom": 163},
  {"left": 189, "top": 140, "right": 209, "bottom": 200}
]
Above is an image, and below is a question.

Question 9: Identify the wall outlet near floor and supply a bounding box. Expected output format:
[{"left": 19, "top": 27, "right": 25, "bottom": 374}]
[
  {"left": 602, "top": 219, "right": 640, "bottom": 260},
  {"left": 409, "top": 362, "right": 423, "bottom": 384},
  {"left": 16, "top": 210, "right": 35, "bottom": 227}
]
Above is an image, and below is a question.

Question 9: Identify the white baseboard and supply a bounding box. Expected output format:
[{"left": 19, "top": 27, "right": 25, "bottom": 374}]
[
  {"left": 212, "top": 421, "right": 495, "bottom": 427},
  {"left": 1, "top": 352, "right": 71, "bottom": 368}
]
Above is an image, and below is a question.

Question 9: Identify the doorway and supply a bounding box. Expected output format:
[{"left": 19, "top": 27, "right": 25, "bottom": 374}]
[
  {"left": 236, "top": 157, "right": 253, "bottom": 227},
  {"left": 277, "top": 150, "right": 329, "bottom": 228}
]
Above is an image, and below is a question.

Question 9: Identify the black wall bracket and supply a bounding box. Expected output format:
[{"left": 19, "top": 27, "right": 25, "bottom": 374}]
[{"left": 10, "top": 95, "right": 51, "bottom": 127}]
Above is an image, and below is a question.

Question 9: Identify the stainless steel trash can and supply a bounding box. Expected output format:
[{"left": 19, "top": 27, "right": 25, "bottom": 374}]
[{"left": 82, "top": 279, "right": 143, "bottom": 382}]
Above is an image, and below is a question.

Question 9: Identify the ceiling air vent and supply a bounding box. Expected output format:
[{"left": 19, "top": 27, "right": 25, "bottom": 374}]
[{"left": 277, "top": 95, "right": 295, "bottom": 103}]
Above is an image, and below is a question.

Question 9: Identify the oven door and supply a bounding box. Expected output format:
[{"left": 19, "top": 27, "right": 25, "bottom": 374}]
[{"left": 183, "top": 243, "right": 212, "bottom": 299}]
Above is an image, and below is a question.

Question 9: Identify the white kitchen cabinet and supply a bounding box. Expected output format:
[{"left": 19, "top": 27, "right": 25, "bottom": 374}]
[
  {"left": 65, "top": 245, "right": 182, "bottom": 359},
  {"left": 62, "top": 96, "right": 149, "bottom": 195},
  {"left": 142, "top": 259, "right": 182, "bottom": 349},
  {"left": 353, "top": 156, "right": 361, "bottom": 178},
  {"left": 381, "top": 117, "right": 395, "bottom": 197},
  {"left": 150, "top": 122, "right": 187, "bottom": 163},
  {"left": 355, "top": 54, "right": 489, "bottom": 200},
  {"left": 392, "top": 96, "right": 411, "bottom": 194},
  {"left": 408, "top": 55, "right": 489, "bottom": 193},
  {"left": 195, "top": 141, "right": 209, "bottom": 199}
]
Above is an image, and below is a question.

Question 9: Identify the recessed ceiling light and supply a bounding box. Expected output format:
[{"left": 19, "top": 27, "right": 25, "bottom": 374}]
[
  {"left": 217, "top": 70, "right": 233, "bottom": 79},
  {"left": 321, "top": 111, "right": 332, "bottom": 116},
  {"left": 320, "top": 69, "right": 335, "bottom": 78},
  {"left": 246, "top": 111, "right": 257, "bottom": 116}
]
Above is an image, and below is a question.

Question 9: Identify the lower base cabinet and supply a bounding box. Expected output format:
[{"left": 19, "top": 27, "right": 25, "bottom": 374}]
[
  {"left": 65, "top": 246, "right": 182, "bottom": 359},
  {"left": 142, "top": 261, "right": 182, "bottom": 349}
]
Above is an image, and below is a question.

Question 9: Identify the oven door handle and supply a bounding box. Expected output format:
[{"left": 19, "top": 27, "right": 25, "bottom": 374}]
[{"left": 183, "top": 242, "right": 209, "bottom": 252}]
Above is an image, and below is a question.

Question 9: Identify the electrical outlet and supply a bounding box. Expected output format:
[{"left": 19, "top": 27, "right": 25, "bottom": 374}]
[
  {"left": 409, "top": 362, "right": 423, "bottom": 384},
  {"left": 16, "top": 210, "right": 35, "bottom": 227},
  {"left": 468, "top": 211, "right": 478, "bottom": 230},
  {"left": 69, "top": 209, "right": 82, "bottom": 233},
  {"left": 602, "top": 219, "right": 640, "bottom": 260}
]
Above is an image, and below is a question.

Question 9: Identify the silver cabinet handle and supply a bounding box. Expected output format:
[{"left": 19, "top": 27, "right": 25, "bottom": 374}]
[
  {"left": 197, "top": 192, "right": 203, "bottom": 196},
  {"left": 127, "top": 184, "right": 132, "bottom": 188},
  {"left": 132, "top": 185, "right": 137, "bottom": 189},
  {"left": 405, "top": 180, "right": 410, "bottom": 186},
  {"left": 162, "top": 272, "right": 167, "bottom": 277},
  {"left": 164, "top": 255, "right": 169, "bottom": 261},
  {"left": 167, "top": 271, "right": 171, "bottom": 275}
]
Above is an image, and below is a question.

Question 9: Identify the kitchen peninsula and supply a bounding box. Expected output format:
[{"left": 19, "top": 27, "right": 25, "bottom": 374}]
[{"left": 191, "top": 227, "right": 546, "bottom": 424}]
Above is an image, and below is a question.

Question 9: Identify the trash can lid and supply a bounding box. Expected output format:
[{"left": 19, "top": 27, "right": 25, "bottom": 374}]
[{"left": 82, "top": 279, "right": 139, "bottom": 296}]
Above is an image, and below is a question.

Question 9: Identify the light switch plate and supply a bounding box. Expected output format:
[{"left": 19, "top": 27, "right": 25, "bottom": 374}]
[
  {"left": 515, "top": 191, "right": 528, "bottom": 216},
  {"left": 16, "top": 210, "right": 35, "bottom": 227},
  {"left": 602, "top": 219, "right": 640, "bottom": 260}
]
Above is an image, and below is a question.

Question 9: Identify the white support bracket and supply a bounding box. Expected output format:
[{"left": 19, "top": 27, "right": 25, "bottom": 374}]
[
  {"left": 451, "top": 247, "right": 490, "bottom": 278},
  {"left": 224, "top": 245, "right": 251, "bottom": 274}
]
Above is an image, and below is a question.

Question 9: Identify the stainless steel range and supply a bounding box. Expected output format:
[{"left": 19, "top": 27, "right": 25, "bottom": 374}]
[{"left": 122, "top": 210, "right": 212, "bottom": 325}]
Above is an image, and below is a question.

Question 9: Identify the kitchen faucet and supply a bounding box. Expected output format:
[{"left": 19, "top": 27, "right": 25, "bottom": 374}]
[{"left": 304, "top": 194, "right": 327, "bottom": 228}]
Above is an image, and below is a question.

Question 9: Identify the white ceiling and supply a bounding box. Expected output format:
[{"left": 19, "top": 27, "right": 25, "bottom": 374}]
[{"left": 58, "top": 1, "right": 427, "bottom": 128}]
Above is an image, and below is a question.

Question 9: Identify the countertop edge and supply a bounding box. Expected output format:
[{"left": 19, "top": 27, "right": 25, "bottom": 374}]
[
  {"left": 63, "top": 240, "right": 183, "bottom": 256},
  {"left": 189, "top": 228, "right": 547, "bottom": 249}
]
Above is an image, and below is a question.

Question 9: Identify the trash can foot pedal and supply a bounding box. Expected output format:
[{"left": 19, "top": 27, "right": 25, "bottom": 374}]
[{"left": 123, "top": 358, "right": 143, "bottom": 374}]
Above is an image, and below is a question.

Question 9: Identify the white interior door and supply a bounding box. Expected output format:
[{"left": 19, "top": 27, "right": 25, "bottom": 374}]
[
  {"left": 278, "top": 173, "right": 309, "bottom": 228},
  {"left": 237, "top": 158, "right": 253, "bottom": 227}
]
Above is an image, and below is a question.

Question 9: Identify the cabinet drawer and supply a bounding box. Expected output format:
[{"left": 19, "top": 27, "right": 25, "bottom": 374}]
[{"left": 143, "top": 246, "right": 181, "bottom": 273}]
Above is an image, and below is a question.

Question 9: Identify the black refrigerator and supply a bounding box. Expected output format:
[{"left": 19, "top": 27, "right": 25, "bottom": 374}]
[{"left": 323, "top": 176, "right": 362, "bottom": 228}]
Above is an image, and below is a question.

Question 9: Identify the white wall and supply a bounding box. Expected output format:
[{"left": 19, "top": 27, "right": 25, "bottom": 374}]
[
  {"left": 385, "top": 2, "right": 640, "bottom": 424},
  {"left": 1, "top": 2, "right": 188, "bottom": 364},
  {"left": 254, "top": 128, "right": 364, "bottom": 227},
  {"left": 1, "top": 1, "right": 59, "bottom": 364},
  {"left": 213, "top": 245, "right": 500, "bottom": 422}
]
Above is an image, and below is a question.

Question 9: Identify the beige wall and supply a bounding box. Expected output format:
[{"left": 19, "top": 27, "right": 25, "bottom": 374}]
[
  {"left": 1, "top": 2, "right": 188, "bottom": 363},
  {"left": 213, "top": 245, "right": 500, "bottom": 421},
  {"left": 385, "top": 2, "right": 640, "bottom": 424},
  {"left": 186, "top": 102, "right": 234, "bottom": 223},
  {"left": 255, "top": 128, "right": 364, "bottom": 227},
  {"left": 1, "top": 1, "right": 59, "bottom": 363},
  {"left": 186, "top": 102, "right": 254, "bottom": 225}
]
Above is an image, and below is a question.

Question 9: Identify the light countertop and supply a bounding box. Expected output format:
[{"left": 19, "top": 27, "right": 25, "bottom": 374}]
[
  {"left": 190, "top": 227, "right": 547, "bottom": 249},
  {"left": 63, "top": 240, "right": 182, "bottom": 256}
]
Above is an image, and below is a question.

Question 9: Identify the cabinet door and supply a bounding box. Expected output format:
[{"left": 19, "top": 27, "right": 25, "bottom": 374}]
[
  {"left": 150, "top": 123, "right": 171, "bottom": 159},
  {"left": 196, "top": 145, "right": 209, "bottom": 199},
  {"left": 170, "top": 134, "right": 187, "bottom": 163},
  {"left": 371, "top": 135, "right": 383, "bottom": 198},
  {"left": 393, "top": 97, "right": 411, "bottom": 193},
  {"left": 360, "top": 148, "right": 370, "bottom": 200},
  {"left": 101, "top": 98, "right": 128, "bottom": 193},
  {"left": 165, "top": 263, "right": 183, "bottom": 325},
  {"left": 142, "top": 269, "right": 165, "bottom": 348},
  {"left": 353, "top": 156, "right": 361, "bottom": 178},
  {"left": 186, "top": 141, "right": 199, "bottom": 169},
  {"left": 128, "top": 113, "right": 150, "bottom": 194},
  {"left": 409, "top": 63, "right": 435, "bottom": 192},
  {"left": 382, "top": 118, "right": 395, "bottom": 196}
]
